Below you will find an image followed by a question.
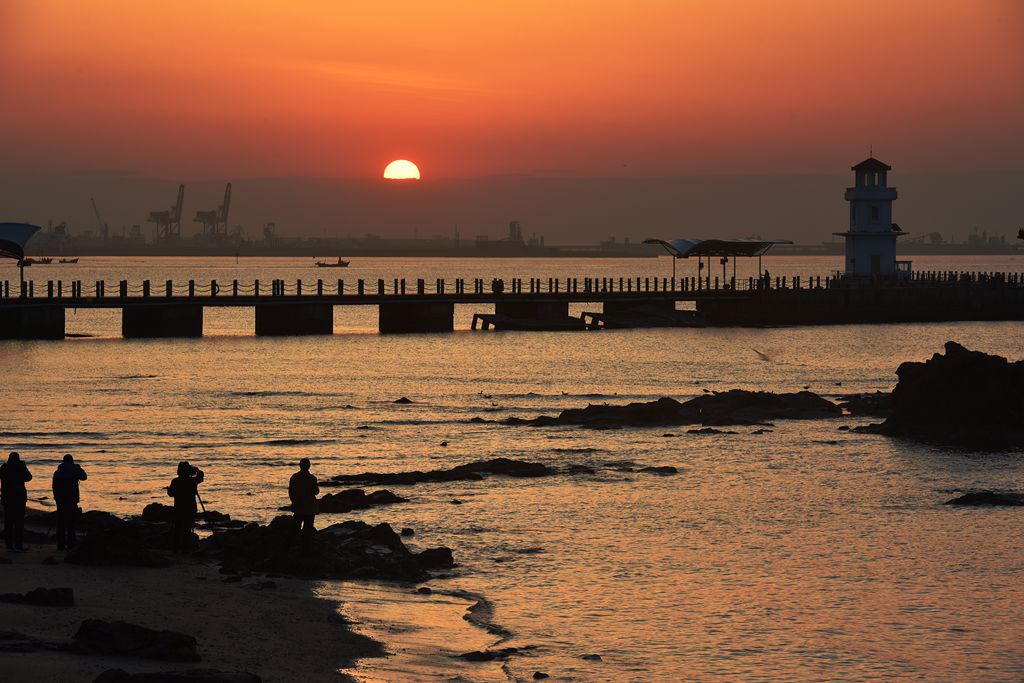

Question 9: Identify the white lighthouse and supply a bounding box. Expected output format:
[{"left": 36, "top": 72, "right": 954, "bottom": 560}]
[{"left": 835, "top": 157, "right": 909, "bottom": 278}]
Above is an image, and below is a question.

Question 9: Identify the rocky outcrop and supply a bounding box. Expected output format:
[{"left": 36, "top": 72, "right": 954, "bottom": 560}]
[
  {"left": 94, "top": 670, "right": 261, "bottom": 683},
  {"left": 415, "top": 547, "right": 455, "bottom": 569},
  {"left": 0, "top": 587, "right": 73, "bottom": 606},
  {"left": 74, "top": 619, "right": 200, "bottom": 661},
  {"left": 837, "top": 392, "right": 893, "bottom": 417},
  {"left": 139, "top": 505, "right": 236, "bottom": 529},
  {"left": 279, "top": 489, "right": 408, "bottom": 513},
  {"left": 508, "top": 390, "right": 841, "bottom": 428},
  {"left": 638, "top": 466, "right": 678, "bottom": 475},
  {"left": 200, "top": 516, "right": 446, "bottom": 582},
  {"left": 944, "top": 491, "right": 1024, "bottom": 506},
  {"left": 0, "top": 587, "right": 74, "bottom": 606},
  {"left": 330, "top": 457, "right": 554, "bottom": 486},
  {"left": 874, "top": 342, "right": 1024, "bottom": 448}
]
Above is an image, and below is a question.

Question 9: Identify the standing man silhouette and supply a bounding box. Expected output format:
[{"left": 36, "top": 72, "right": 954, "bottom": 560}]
[
  {"left": 167, "top": 461, "right": 204, "bottom": 553},
  {"left": 286, "top": 458, "right": 319, "bottom": 555},
  {"left": 1, "top": 452, "right": 33, "bottom": 551},
  {"left": 52, "top": 454, "right": 88, "bottom": 550}
]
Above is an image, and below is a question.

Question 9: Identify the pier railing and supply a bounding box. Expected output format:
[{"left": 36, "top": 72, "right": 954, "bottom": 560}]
[{"left": 1, "top": 270, "right": 1022, "bottom": 302}]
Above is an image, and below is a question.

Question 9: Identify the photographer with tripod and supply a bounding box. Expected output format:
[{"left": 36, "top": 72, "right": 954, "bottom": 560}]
[{"left": 167, "top": 461, "right": 204, "bottom": 554}]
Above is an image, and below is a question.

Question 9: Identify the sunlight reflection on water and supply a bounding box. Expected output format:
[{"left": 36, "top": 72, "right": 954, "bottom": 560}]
[{"left": 2, "top": 256, "right": 1023, "bottom": 681}]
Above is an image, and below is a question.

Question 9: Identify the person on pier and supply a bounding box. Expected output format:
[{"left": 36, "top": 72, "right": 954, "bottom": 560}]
[
  {"left": 52, "top": 454, "right": 88, "bottom": 550},
  {"left": 1, "top": 452, "right": 33, "bottom": 551},
  {"left": 167, "top": 461, "right": 204, "bottom": 553},
  {"left": 285, "top": 458, "right": 319, "bottom": 556}
]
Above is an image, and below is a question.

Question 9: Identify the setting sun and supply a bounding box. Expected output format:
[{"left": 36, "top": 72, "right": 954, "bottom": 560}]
[{"left": 383, "top": 159, "right": 420, "bottom": 180}]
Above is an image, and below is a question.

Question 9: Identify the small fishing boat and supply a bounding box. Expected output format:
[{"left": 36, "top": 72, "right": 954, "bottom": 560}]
[
  {"left": 20, "top": 257, "right": 52, "bottom": 266},
  {"left": 315, "top": 257, "right": 350, "bottom": 268},
  {"left": 58, "top": 257, "right": 80, "bottom": 264}
]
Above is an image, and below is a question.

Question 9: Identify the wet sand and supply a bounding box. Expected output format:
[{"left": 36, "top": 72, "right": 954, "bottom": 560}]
[{"left": 0, "top": 544, "right": 380, "bottom": 682}]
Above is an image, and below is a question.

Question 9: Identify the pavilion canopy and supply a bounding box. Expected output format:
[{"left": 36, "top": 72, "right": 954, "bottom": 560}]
[
  {"left": 0, "top": 222, "right": 41, "bottom": 261},
  {"left": 642, "top": 238, "right": 793, "bottom": 258}
]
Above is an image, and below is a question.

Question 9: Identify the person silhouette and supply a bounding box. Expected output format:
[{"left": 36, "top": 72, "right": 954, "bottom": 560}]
[
  {"left": 167, "top": 461, "right": 204, "bottom": 554},
  {"left": 285, "top": 458, "right": 319, "bottom": 555},
  {"left": 52, "top": 454, "right": 88, "bottom": 551},
  {"left": 1, "top": 452, "right": 33, "bottom": 551}
]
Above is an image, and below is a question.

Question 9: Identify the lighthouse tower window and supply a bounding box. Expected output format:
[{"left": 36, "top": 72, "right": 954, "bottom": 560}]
[{"left": 870, "top": 206, "right": 880, "bottom": 222}]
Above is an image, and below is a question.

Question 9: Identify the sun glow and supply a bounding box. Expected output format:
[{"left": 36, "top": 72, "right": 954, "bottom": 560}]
[{"left": 383, "top": 159, "right": 420, "bottom": 180}]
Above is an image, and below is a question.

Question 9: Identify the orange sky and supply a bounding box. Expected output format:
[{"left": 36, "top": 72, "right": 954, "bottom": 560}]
[{"left": 2, "top": 0, "right": 1022, "bottom": 179}]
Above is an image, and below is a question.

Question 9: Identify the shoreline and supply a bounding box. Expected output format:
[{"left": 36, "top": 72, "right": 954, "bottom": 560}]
[{"left": 0, "top": 525, "right": 382, "bottom": 682}]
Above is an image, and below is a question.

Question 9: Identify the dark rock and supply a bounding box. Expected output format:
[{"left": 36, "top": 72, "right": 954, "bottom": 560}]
[
  {"left": 439, "top": 441, "right": 448, "bottom": 447},
  {"left": 450, "top": 499, "right": 463, "bottom": 505},
  {"left": 93, "top": 669, "right": 261, "bottom": 682},
  {"left": 74, "top": 619, "right": 200, "bottom": 662},
  {"left": 837, "top": 391, "right": 893, "bottom": 417},
  {"left": 140, "top": 504, "right": 231, "bottom": 528},
  {"left": 416, "top": 547, "right": 455, "bottom": 569},
  {"left": 199, "top": 517, "right": 430, "bottom": 582},
  {"left": 416, "top": 586, "right": 432, "bottom": 595},
  {"left": 581, "top": 653, "right": 603, "bottom": 661},
  {"left": 400, "top": 528, "right": 415, "bottom": 536},
  {"left": 752, "top": 428, "right": 773, "bottom": 435},
  {"left": 837, "top": 425, "right": 851, "bottom": 431},
  {"left": 67, "top": 526, "right": 171, "bottom": 568},
  {"left": 687, "top": 427, "right": 737, "bottom": 435},
  {"left": 0, "top": 587, "right": 75, "bottom": 606},
  {"left": 26, "top": 509, "right": 127, "bottom": 533},
  {"left": 519, "top": 390, "right": 841, "bottom": 428},
  {"left": 639, "top": 466, "right": 678, "bottom": 475},
  {"left": 394, "top": 397, "right": 413, "bottom": 404},
  {"left": 873, "top": 342, "right": 1024, "bottom": 448},
  {"left": 944, "top": 491, "right": 1024, "bottom": 506},
  {"left": 533, "top": 673, "right": 550, "bottom": 680},
  {"left": 281, "top": 489, "right": 409, "bottom": 514},
  {"left": 661, "top": 433, "right": 675, "bottom": 437},
  {"left": 27, "top": 587, "right": 74, "bottom": 606},
  {"left": 603, "top": 460, "right": 636, "bottom": 468},
  {"left": 331, "top": 457, "right": 554, "bottom": 486},
  {"left": 566, "top": 464, "right": 596, "bottom": 475},
  {"left": 457, "top": 647, "right": 519, "bottom": 661}
]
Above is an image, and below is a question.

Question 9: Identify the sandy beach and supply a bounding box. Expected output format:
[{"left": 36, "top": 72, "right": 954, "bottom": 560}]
[{"left": 0, "top": 535, "right": 380, "bottom": 682}]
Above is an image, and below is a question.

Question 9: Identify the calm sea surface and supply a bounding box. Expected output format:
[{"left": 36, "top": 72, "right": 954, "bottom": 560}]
[{"left": 2, "top": 256, "right": 1023, "bottom": 682}]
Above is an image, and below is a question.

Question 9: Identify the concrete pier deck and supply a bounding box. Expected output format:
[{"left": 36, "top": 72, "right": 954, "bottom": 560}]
[{"left": 1, "top": 272, "right": 1021, "bottom": 339}]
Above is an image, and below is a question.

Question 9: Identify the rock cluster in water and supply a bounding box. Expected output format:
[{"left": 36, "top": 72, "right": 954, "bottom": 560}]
[
  {"left": 278, "top": 488, "right": 408, "bottom": 513},
  {"left": 200, "top": 516, "right": 451, "bottom": 582},
  {"left": 944, "top": 491, "right": 1024, "bottom": 506},
  {"left": 502, "top": 390, "right": 842, "bottom": 428},
  {"left": 874, "top": 341, "right": 1024, "bottom": 448},
  {"left": 330, "top": 457, "right": 555, "bottom": 486}
]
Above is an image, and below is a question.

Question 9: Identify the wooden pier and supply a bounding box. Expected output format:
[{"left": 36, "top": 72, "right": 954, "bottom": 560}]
[{"left": 0, "top": 272, "right": 1022, "bottom": 339}]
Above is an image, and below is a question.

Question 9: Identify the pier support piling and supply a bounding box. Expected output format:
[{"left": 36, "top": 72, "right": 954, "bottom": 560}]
[
  {"left": 255, "top": 303, "right": 333, "bottom": 336},
  {"left": 0, "top": 305, "right": 65, "bottom": 339},
  {"left": 122, "top": 304, "right": 203, "bottom": 338},
  {"left": 379, "top": 302, "right": 454, "bottom": 334}
]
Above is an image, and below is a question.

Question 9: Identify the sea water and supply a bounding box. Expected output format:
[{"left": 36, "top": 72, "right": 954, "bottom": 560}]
[{"left": 1, "top": 256, "right": 1023, "bottom": 681}]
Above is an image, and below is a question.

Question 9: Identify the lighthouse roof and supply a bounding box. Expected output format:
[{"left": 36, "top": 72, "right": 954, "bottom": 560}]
[{"left": 851, "top": 157, "right": 892, "bottom": 172}]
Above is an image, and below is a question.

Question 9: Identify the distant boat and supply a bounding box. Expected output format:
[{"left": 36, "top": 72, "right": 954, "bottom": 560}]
[
  {"left": 58, "top": 257, "right": 80, "bottom": 264},
  {"left": 20, "top": 257, "right": 52, "bottom": 266},
  {"left": 315, "top": 257, "right": 350, "bottom": 268}
]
